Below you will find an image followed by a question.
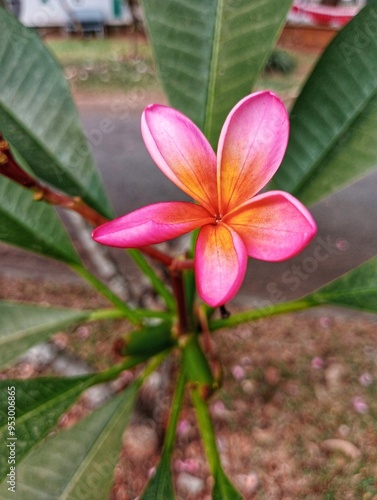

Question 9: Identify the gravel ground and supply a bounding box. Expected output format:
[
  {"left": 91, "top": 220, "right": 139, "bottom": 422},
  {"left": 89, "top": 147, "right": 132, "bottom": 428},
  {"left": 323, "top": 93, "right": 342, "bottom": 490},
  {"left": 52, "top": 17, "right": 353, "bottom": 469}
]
[{"left": 1, "top": 272, "right": 377, "bottom": 498}]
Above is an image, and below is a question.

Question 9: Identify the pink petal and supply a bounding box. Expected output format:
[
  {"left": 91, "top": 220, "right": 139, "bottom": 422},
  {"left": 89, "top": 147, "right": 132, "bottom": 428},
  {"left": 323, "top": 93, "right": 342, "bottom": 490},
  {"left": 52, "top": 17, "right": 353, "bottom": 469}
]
[
  {"left": 92, "top": 202, "right": 213, "bottom": 247},
  {"left": 142, "top": 104, "right": 218, "bottom": 214},
  {"left": 224, "top": 191, "right": 317, "bottom": 261},
  {"left": 217, "top": 91, "right": 289, "bottom": 214},
  {"left": 195, "top": 223, "right": 247, "bottom": 307}
]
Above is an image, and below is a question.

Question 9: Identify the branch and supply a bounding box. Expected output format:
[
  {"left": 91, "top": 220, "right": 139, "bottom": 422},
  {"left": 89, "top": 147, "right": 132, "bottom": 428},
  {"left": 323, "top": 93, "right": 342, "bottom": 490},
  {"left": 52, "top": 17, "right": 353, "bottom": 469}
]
[{"left": 0, "top": 132, "right": 174, "bottom": 265}]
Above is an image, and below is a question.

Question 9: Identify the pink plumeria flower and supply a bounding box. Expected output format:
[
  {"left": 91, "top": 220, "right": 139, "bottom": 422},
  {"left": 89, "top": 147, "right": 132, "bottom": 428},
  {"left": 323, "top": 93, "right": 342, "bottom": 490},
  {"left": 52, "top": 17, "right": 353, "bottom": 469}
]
[{"left": 93, "top": 91, "right": 317, "bottom": 307}]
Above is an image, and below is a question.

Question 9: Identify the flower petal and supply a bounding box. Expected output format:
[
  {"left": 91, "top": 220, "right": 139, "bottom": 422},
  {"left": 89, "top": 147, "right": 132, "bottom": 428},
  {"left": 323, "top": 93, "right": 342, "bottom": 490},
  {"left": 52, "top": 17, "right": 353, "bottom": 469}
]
[
  {"left": 142, "top": 104, "right": 218, "bottom": 214},
  {"left": 224, "top": 191, "right": 317, "bottom": 261},
  {"left": 92, "top": 202, "right": 213, "bottom": 248},
  {"left": 217, "top": 91, "right": 289, "bottom": 214},
  {"left": 195, "top": 223, "right": 247, "bottom": 307}
]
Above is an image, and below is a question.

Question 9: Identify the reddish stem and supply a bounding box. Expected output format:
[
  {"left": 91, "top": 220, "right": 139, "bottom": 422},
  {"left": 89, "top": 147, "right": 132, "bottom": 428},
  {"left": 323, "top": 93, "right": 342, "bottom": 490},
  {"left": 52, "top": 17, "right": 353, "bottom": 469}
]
[
  {"left": 0, "top": 132, "right": 174, "bottom": 265},
  {"left": 197, "top": 305, "right": 222, "bottom": 383},
  {"left": 1, "top": 131, "right": 196, "bottom": 327},
  {"left": 0, "top": 136, "right": 38, "bottom": 188},
  {"left": 33, "top": 187, "right": 108, "bottom": 227},
  {"left": 170, "top": 258, "right": 195, "bottom": 271},
  {"left": 140, "top": 245, "right": 173, "bottom": 266},
  {"left": 169, "top": 258, "right": 195, "bottom": 334},
  {"left": 170, "top": 269, "right": 190, "bottom": 335}
]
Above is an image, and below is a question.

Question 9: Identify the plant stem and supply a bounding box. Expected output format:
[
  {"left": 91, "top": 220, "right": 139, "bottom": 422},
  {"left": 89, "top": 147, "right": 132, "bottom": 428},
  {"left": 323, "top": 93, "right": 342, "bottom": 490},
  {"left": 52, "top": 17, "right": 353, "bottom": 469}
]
[
  {"left": 170, "top": 258, "right": 194, "bottom": 271},
  {"left": 139, "top": 350, "right": 171, "bottom": 383},
  {"left": 70, "top": 263, "right": 141, "bottom": 325},
  {"left": 0, "top": 137, "right": 175, "bottom": 265},
  {"left": 209, "top": 298, "right": 318, "bottom": 331},
  {"left": 128, "top": 248, "right": 175, "bottom": 310},
  {"left": 198, "top": 305, "right": 222, "bottom": 384},
  {"left": 87, "top": 307, "right": 172, "bottom": 322},
  {"left": 90, "top": 355, "right": 149, "bottom": 385},
  {"left": 88, "top": 308, "right": 131, "bottom": 322},
  {"left": 191, "top": 387, "right": 222, "bottom": 476},
  {"left": 133, "top": 309, "right": 173, "bottom": 321},
  {"left": 163, "top": 365, "right": 186, "bottom": 453},
  {"left": 33, "top": 187, "right": 108, "bottom": 226},
  {"left": 138, "top": 245, "right": 173, "bottom": 266},
  {"left": 171, "top": 269, "right": 190, "bottom": 334},
  {"left": 89, "top": 349, "right": 170, "bottom": 386}
]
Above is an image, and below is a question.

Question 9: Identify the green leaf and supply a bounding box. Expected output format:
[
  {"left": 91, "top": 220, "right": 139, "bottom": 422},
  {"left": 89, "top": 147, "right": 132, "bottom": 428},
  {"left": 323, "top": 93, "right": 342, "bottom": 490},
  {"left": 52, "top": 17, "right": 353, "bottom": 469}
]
[
  {"left": 0, "top": 175, "right": 81, "bottom": 264},
  {"left": 191, "top": 388, "right": 242, "bottom": 499},
  {"left": 183, "top": 335, "right": 215, "bottom": 389},
  {"left": 0, "top": 301, "right": 91, "bottom": 368},
  {"left": 0, "top": 383, "right": 139, "bottom": 499},
  {"left": 0, "top": 375, "right": 94, "bottom": 482},
  {"left": 141, "top": 453, "right": 175, "bottom": 500},
  {"left": 213, "top": 469, "right": 243, "bottom": 500},
  {"left": 308, "top": 256, "right": 377, "bottom": 313},
  {"left": 122, "top": 320, "right": 176, "bottom": 357},
  {"left": 142, "top": 0, "right": 292, "bottom": 147},
  {"left": 141, "top": 365, "right": 186, "bottom": 499},
  {"left": 272, "top": 1, "right": 377, "bottom": 205},
  {"left": 0, "top": 8, "right": 112, "bottom": 218}
]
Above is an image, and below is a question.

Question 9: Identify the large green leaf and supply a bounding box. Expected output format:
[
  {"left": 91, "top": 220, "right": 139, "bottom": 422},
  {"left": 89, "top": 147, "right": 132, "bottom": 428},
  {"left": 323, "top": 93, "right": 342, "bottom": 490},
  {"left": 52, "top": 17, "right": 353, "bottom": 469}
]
[
  {"left": 0, "top": 8, "right": 112, "bottom": 218},
  {"left": 0, "top": 383, "right": 139, "bottom": 499},
  {"left": 308, "top": 256, "right": 377, "bottom": 313},
  {"left": 0, "top": 375, "right": 94, "bottom": 482},
  {"left": 0, "top": 175, "right": 81, "bottom": 264},
  {"left": 0, "top": 301, "right": 91, "bottom": 368},
  {"left": 272, "top": 1, "right": 377, "bottom": 205},
  {"left": 142, "top": 0, "right": 292, "bottom": 147}
]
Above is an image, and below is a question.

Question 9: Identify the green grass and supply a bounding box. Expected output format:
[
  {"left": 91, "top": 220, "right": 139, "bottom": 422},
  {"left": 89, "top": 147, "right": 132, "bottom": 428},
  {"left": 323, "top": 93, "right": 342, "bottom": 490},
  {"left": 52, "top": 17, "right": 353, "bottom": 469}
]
[
  {"left": 46, "top": 37, "right": 319, "bottom": 99},
  {"left": 46, "top": 37, "right": 159, "bottom": 93}
]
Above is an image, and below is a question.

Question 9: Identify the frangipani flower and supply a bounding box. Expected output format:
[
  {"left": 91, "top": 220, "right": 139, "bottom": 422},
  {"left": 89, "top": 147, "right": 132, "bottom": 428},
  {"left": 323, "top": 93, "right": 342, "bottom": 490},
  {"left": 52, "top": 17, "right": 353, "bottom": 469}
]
[{"left": 92, "top": 91, "right": 316, "bottom": 307}]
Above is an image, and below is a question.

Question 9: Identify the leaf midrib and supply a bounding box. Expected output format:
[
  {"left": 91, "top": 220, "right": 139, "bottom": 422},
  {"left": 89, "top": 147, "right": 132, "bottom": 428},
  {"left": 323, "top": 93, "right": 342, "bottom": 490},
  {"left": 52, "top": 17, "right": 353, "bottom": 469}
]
[
  {"left": 290, "top": 87, "right": 377, "bottom": 200},
  {"left": 0, "top": 199, "right": 79, "bottom": 264},
  {"left": 204, "top": 0, "right": 224, "bottom": 143},
  {"left": 0, "top": 96, "right": 85, "bottom": 195},
  {"left": 59, "top": 385, "right": 138, "bottom": 499},
  {"left": 0, "top": 311, "right": 88, "bottom": 346},
  {"left": 0, "top": 376, "right": 94, "bottom": 440}
]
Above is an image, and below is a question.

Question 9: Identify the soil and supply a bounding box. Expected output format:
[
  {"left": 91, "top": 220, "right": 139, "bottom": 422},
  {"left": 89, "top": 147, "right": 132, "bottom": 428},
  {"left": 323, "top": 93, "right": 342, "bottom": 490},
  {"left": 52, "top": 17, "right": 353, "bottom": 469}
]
[{"left": 1, "top": 272, "right": 377, "bottom": 499}]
